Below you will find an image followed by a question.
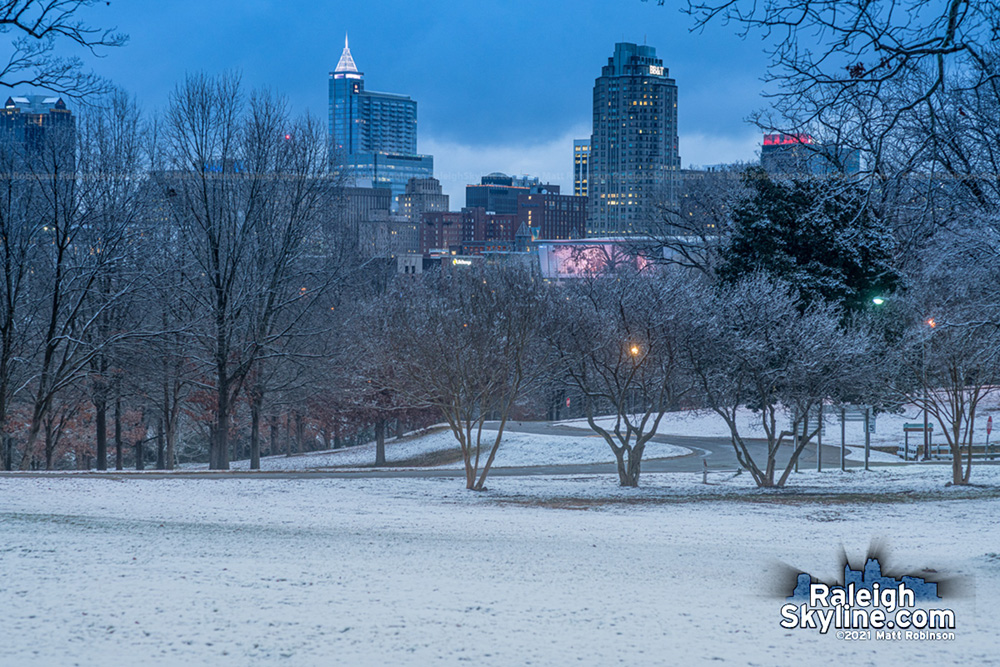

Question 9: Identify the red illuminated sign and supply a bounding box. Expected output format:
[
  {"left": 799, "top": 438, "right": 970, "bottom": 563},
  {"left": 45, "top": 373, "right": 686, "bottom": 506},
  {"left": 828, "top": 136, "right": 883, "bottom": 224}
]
[{"left": 763, "top": 133, "right": 814, "bottom": 146}]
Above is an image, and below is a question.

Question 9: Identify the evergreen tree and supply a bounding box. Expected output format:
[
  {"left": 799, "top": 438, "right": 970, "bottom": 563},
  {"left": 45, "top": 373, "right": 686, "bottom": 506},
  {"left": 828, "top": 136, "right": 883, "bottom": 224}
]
[{"left": 718, "top": 167, "right": 900, "bottom": 311}]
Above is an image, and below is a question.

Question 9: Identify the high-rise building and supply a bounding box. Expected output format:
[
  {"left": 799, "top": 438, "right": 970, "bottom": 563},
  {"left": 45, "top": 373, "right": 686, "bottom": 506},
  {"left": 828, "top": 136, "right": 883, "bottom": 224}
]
[
  {"left": 329, "top": 35, "right": 433, "bottom": 211},
  {"left": 0, "top": 95, "right": 74, "bottom": 154},
  {"left": 573, "top": 139, "right": 590, "bottom": 197},
  {"left": 588, "top": 42, "right": 679, "bottom": 236},
  {"left": 760, "top": 133, "right": 861, "bottom": 176}
]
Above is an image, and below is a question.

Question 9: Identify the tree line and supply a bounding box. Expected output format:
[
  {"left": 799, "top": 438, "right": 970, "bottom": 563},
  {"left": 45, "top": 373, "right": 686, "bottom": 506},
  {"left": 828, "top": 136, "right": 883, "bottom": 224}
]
[{"left": 1, "top": 0, "right": 998, "bottom": 491}]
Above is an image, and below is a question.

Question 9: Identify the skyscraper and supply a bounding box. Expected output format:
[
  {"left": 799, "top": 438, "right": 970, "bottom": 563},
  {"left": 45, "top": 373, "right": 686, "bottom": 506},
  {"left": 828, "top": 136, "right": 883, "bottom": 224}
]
[
  {"left": 573, "top": 139, "right": 590, "bottom": 197},
  {"left": 329, "top": 35, "right": 433, "bottom": 211},
  {"left": 0, "top": 95, "right": 74, "bottom": 154},
  {"left": 588, "top": 42, "right": 679, "bottom": 236}
]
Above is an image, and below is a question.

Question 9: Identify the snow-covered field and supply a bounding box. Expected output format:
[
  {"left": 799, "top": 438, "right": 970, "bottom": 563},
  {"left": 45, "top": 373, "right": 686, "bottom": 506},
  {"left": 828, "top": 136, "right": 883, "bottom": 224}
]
[
  {"left": 1, "top": 471, "right": 998, "bottom": 666},
  {"left": 222, "top": 426, "right": 690, "bottom": 471}
]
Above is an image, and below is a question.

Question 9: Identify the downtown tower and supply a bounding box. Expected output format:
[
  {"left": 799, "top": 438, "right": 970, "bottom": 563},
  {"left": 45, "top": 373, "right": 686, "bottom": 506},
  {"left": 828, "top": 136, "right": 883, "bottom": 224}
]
[{"left": 588, "top": 42, "right": 679, "bottom": 236}]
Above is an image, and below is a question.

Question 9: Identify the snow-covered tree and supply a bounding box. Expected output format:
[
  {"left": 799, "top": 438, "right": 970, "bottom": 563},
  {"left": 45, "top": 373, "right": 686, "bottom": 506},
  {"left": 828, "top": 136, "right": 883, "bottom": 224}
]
[
  {"left": 378, "top": 262, "right": 550, "bottom": 490},
  {"left": 548, "top": 267, "right": 696, "bottom": 487},
  {"left": 718, "top": 168, "right": 901, "bottom": 312},
  {"left": 162, "top": 73, "right": 343, "bottom": 469},
  {"left": 686, "top": 273, "right": 874, "bottom": 488},
  {"left": 896, "top": 229, "right": 1000, "bottom": 485}
]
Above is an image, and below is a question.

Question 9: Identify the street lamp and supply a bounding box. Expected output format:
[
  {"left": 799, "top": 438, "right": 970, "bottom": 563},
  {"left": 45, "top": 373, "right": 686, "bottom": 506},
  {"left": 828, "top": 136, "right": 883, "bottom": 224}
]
[
  {"left": 629, "top": 344, "right": 640, "bottom": 357},
  {"left": 872, "top": 296, "right": 886, "bottom": 306},
  {"left": 922, "top": 317, "right": 935, "bottom": 460}
]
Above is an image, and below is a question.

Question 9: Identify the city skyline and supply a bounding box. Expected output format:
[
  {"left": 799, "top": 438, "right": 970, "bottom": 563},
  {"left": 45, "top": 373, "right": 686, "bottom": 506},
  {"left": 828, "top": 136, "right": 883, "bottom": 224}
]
[{"left": 54, "top": 1, "right": 772, "bottom": 206}]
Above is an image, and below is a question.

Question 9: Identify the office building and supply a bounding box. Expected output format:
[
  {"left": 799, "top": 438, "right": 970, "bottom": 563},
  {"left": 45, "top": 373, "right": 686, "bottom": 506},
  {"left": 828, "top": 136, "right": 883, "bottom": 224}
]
[
  {"left": 517, "top": 192, "right": 587, "bottom": 240},
  {"left": 0, "top": 95, "right": 74, "bottom": 154},
  {"left": 398, "top": 177, "right": 449, "bottom": 223},
  {"left": 760, "top": 133, "right": 861, "bottom": 176},
  {"left": 465, "top": 172, "right": 559, "bottom": 216},
  {"left": 420, "top": 211, "right": 465, "bottom": 255},
  {"left": 588, "top": 42, "right": 680, "bottom": 236},
  {"left": 329, "top": 35, "right": 433, "bottom": 210}
]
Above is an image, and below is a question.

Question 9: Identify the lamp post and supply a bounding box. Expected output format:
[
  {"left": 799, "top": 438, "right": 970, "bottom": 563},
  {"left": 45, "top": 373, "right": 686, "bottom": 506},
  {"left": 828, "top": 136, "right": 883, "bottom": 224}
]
[
  {"left": 628, "top": 343, "right": 640, "bottom": 416},
  {"left": 923, "top": 317, "right": 935, "bottom": 460}
]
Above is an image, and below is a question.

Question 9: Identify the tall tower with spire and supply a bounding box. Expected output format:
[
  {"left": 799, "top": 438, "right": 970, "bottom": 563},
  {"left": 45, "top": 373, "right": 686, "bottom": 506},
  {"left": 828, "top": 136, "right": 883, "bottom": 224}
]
[{"left": 329, "top": 34, "right": 432, "bottom": 210}]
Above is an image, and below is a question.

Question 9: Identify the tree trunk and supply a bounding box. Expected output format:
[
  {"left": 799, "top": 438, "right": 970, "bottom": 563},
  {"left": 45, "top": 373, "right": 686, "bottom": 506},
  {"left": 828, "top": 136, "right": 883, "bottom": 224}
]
[
  {"left": 614, "top": 448, "right": 642, "bottom": 487},
  {"left": 135, "top": 439, "right": 144, "bottom": 471},
  {"left": 375, "top": 418, "right": 386, "bottom": 466},
  {"left": 155, "top": 418, "right": 165, "bottom": 470},
  {"left": 165, "top": 420, "right": 176, "bottom": 471},
  {"left": 95, "top": 397, "right": 107, "bottom": 471},
  {"left": 250, "top": 394, "right": 261, "bottom": 470},
  {"left": 295, "top": 411, "right": 305, "bottom": 453},
  {"left": 269, "top": 415, "right": 277, "bottom": 457},
  {"left": 44, "top": 420, "right": 54, "bottom": 471},
  {"left": 114, "top": 395, "right": 123, "bottom": 471}
]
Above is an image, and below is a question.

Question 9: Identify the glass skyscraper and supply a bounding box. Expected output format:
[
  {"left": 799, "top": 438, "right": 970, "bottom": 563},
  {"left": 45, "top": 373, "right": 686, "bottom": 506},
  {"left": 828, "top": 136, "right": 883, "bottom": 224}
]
[
  {"left": 329, "top": 35, "right": 432, "bottom": 211},
  {"left": 588, "top": 42, "right": 679, "bottom": 236}
]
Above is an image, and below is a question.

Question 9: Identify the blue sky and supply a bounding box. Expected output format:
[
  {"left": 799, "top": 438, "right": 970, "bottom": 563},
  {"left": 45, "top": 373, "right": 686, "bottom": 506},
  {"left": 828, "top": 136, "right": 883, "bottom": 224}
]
[{"left": 62, "top": 0, "right": 772, "bottom": 204}]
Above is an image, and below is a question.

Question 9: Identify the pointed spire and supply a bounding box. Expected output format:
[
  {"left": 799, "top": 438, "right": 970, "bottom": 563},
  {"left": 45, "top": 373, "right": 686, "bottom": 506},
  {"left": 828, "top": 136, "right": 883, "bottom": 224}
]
[{"left": 334, "top": 32, "right": 362, "bottom": 79}]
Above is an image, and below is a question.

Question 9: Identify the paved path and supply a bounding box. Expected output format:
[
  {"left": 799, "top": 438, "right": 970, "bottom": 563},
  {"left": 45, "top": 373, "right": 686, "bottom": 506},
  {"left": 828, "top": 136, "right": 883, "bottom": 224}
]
[{"left": 0, "top": 419, "right": 888, "bottom": 479}]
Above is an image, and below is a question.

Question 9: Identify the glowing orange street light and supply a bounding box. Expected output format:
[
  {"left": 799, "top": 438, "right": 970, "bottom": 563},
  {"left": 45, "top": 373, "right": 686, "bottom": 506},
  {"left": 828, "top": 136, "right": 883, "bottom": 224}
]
[
  {"left": 629, "top": 345, "right": 640, "bottom": 357},
  {"left": 926, "top": 318, "right": 936, "bottom": 328}
]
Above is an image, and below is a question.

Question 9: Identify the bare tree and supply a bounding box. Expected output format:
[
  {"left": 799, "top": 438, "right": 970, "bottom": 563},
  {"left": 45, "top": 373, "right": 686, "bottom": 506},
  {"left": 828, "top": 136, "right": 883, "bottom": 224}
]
[
  {"left": 77, "top": 89, "right": 148, "bottom": 470},
  {"left": 0, "top": 1, "right": 126, "bottom": 97},
  {"left": 0, "top": 117, "right": 39, "bottom": 469},
  {"left": 379, "top": 262, "right": 550, "bottom": 490},
  {"left": 680, "top": 0, "right": 1000, "bottom": 156},
  {"left": 548, "top": 267, "right": 695, "bottom": 487},
  {"left": 163, "top": 73, "right": 344, "bottom": 469},
  {"left": 897, "top": 231, "right": 1000, "bottom": 485},
  {"left": 15, "top": 96, "right": 141, "bottom": 469},
  {"left": 685, "top": 274, "right": 874, "bottom": 488}
]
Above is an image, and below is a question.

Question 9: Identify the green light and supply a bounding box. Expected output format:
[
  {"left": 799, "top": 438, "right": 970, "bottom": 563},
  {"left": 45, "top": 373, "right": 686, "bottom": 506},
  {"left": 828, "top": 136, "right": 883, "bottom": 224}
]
[{"left": 872, "top": 297, "right": 885, "bottom": 306}]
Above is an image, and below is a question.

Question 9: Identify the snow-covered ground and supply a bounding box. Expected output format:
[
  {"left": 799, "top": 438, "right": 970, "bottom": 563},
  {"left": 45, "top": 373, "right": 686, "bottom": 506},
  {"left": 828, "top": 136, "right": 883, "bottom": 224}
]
[
  {"left": 566, "top": 395, "right": 1000, "bottom": 451},
  {"left": 222, "top": 426, "right": 690, "bottom": 471},
  {"left": 1, "top": 473, "right": 997, "bottom": 665}
]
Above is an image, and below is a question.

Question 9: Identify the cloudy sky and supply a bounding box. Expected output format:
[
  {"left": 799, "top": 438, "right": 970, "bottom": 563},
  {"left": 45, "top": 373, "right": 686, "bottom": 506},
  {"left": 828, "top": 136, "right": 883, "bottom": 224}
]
[{"left": 61, "top": 0, "right": 773, "bottom": 205}]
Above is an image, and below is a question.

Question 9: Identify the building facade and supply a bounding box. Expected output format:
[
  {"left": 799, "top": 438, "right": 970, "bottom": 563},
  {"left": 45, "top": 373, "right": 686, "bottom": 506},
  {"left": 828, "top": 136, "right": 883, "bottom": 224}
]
[
  {"left": 588, "top": 42, "right": 679, "bottom": 236},
  {"left": 346, "top": 152, "right": 434, "bottom": 210},
  {"left": 1, "top": 95, "right": 74, "bottom": 154},
  {"left": 420, "top": 211, "right": 465, "bottom": 255},
  {"left": 517, "top": 192, "right": 587, "bottom": 240},
  {"left": 465, "top": 172, "right": 559, "bottom": 215},
  {"left": 329, "top": 35, "right": 433, "bottom": 210},
  {"left": 760, "top": 133, "right": 861, "bottom": 176},
  {"left": 573, "top": 139, "right": 590, "bottom": 197},
  {"left": 398, "top": 177, "right": 449, "bottom": 223}
]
